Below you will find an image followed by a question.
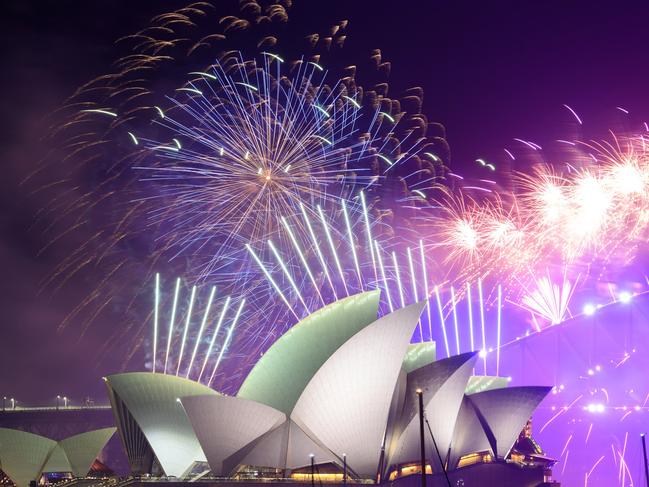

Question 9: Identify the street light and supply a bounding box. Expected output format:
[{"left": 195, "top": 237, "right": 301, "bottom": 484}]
[
  {"left": 56, "top": 395, "right": 61, "bottom": 410},
  {"left": 2, "top": 396, "right": 6, "bottom": 411},
  {"left": 342, "top": 453, "right": 347, "bottom": 486},
  {"left": 309, "top": 453, "right": 315, "bottom": 487},
  {"left": 416, "top": 389, "right": 426, "bottom": 487},
  {"left": 11, "top": 398, "right": 15, "bottom": 410},
  {"left": 417, "top": 389, "right": 451, "bottom": 487},
  {"left": 63, "top": 396, "right": 68, "bottom": 408},
  {"left": 642, "top": 433, "right": 649, "bottom": 487}
]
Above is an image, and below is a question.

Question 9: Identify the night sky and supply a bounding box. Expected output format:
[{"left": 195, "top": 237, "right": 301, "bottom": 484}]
[{"left": 2, "top": 0, "right": 649, "bottom": 404}]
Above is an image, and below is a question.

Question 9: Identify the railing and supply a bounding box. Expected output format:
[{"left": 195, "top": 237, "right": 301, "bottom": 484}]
[
  {"left": 0, "top": 405, "right": 112, "bottom": 412},
  {"left": 125, "top": 477, "right": 375, "bottom": 484},
  {"left": 32, "top": 476, "right": 377, "bottom": 487}
]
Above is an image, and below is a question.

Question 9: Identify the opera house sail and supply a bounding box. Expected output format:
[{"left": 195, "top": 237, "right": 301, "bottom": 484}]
[{"left": 0, "top": 427, "right": 115, "bottom": 487}]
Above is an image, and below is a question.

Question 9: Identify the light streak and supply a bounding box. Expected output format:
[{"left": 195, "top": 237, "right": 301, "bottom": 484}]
[
  {"left": 450, "top": 286, "right": 460, "bottom": 355},
  {"left": 268, "top": 240, "right": 310, "bottom": 313},
  {"left": 245, "top": 244, "right": 299, "bottom": 321},
  {"left": 539, "top": 394, "right": 583, "bottom": 433},
  {"left": 561, "top": 450, "right": 570, "bottom": 477},
  {"left": 189, "top": 71, "right": 217, "bottom": 80},
  {"left": 312, "top": 135, "right": 332, "bottom": 145},
  {"left": 585, "top": 423, "right": 593, "bottom": 444},
  {"left": 374, "top": 241, "right": 394, "bottom": 312},
  {"left": 176, "top": 87, "right": 202, "bottom": 96},
  {"left": 280, "top": 217, "right": 325, "bottom": 306},
  {"left": 175, "top": 285, "right": 196, "bottom": 376},
  {"left": 164, "top": 277, "right": 181, "bottom": 374},
  {"left": 584, "top": 455, "right": 605, "bottom": 486},
  {"left": 208, "top": 298, "right": 245, "bottom": 387},
  {"left": 496, "top": 284, "right": 502, "bottom": 376},
  {"left": 235, "top": 81, "right": 257, "bottom": 91},
  {"left": 563, "top": 104, "right": 583, "bottom": 124},
  {"left": 81, "top": 109, "right": 117, "bottom": 117},
  {"left": 153, "top": 273, "right": 160, "bottom": 373},
  {"left": 317, "top": 205, "right": 349, "bottom": 296},
  {"left": 434, "top": 286, "right": 450, "bottom": 358},
  {"left": 342, "top": 200, "right": 363, "bottom": 288},
  {"left": 152, "top": 145, "right": 179, "bottom": 152},
  {"left": 262, "top": 52, "right": 284, "bottom": 63},
  {"left": 419, "top": 240, "right": 432, "bottom": 341},
  {"left": 478, "top": 278, "right": 487, "bottom": 374},
  {"left": 197, "top": 296, "right": 230, "bottom": 383},
  {"left": 361, "top": 191, "right": 378, "bottom": 285},
  {"left": 560, "top": 434, "right": 573, "bottom": 458},
  {"left": 620, "top": 432, "right": 629, "bottom": 486},
  {"left": 343, "top": 95, "right": 361, "bottom": 108},
  {"left": 314, "top": 104, "right": 330, "bottom": 118},
  {"left": 392, "top": 251, "right": 406, "bottom": 308},
  {"left": 407, "top": 247, "right": 423, "bottom": 341},
  {"left": 301, "top": 204, "right": 337, "bottom": 299},
  {"left": 466, "top": 282, "right": 475, "bottom": 352},
  {"left": 378, "top": 154, "right": 394, "bottom": 166},
  {"left": 186, "top": 286, "right": 216, "bottom": 378},
  {"left": 617, "top": 450, "right": 633, "bottom": 487}
]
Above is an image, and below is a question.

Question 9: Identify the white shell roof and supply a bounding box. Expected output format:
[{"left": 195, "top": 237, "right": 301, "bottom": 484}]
[
  {"left": 291, "top": 301, "right": 426, "bottom": 478},
  {"left": 467, "top": 385, "right": 552, "bottom": 458},
  {"left": 385, "top": 352, "right": 477, "bottom": 472}
]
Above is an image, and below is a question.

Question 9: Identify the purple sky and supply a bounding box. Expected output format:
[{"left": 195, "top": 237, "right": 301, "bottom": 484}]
[{"left": 2, "top": 0, "right": 649, "bottom": 405}]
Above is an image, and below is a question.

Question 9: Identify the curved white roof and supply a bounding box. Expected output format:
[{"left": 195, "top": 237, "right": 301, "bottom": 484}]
[
  {"left": 285, "top": 420, "right": 339, "bottom": 470},
  {"left": 0, "top": 428, "right": 55, "bottom": 487},
  {"left": 229, "top": 419, "right": 339, "bottom": 472},
  {"left": 447, "top": 396, "right": 493, "bottom": 469},
  {"left": 291, "top": 301, "right": 426, "bottom": 478},
  {"left": 385, "top": 352, "right": 477, "bottom": 472},
  {"left": 58, "top": 428, "right": 116, "bottom": 477},
  {"left": 105, "top": 372, "right": 218, "bottom": 477},
  {"left": 0, "top": 428, "right": 115, "bottom": 487},
  {"left": 467, "top": 386, "right": 551, "bottom": 458},
  {"left": 41, "top": 444, "right": 69, "bottom": 474},
  {"left": 229, "top": 421, "right": 289, "bottom": 471},
  {"left": 238, "top": 291, "right": 380, "bottom": 415},
  {"left": 180, "top": 395, "right": 286, "bottom": 475}
]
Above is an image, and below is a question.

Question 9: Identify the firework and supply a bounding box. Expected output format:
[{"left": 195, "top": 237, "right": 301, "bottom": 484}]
[
  {"left": 149, "top": 275, "right": 245, "bottom": 386},
  {"left": 518, "top": 271, "right": 576, "bottom": 327},
  {"left": 422, "top": 134, "right": 649, "bottom": 306},
  {"left": 133, "top": 53, "right": 387, "bottom": 272},
  {"left": 35, "top": 1, "right": 449, "bottom": 379}
]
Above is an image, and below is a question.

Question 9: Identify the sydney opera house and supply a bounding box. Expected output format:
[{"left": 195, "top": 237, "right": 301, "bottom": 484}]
[
  {"left": 1, "top": 291, "right": 555, "bottom": 487},
  {"left": 99, "top": 291, "right": 556, "bottom": 486}
]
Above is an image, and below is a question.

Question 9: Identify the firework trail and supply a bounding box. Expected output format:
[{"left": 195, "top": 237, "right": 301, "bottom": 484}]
[
  {"left": 32, "top": 0, "right": 449, "bottom": 385},
  {"left": 127, "top": 51, "right": 424, "bottom": 279},
  {"left": 144, "top": 273, "right": 245, "bottom": 386},
  {"left": 418, "top": 133, "right": 649, "bottom": 321}
]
